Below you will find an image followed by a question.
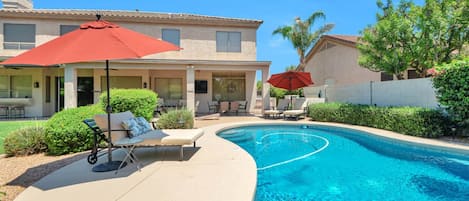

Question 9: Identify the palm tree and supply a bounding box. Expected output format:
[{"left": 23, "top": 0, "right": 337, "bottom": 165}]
[{"left": 273, "top": 11, "right": 334, "bottom": 71}]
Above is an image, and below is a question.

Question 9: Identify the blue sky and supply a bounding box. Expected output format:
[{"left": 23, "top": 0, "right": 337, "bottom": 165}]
[{"left": 2, "top": 0, "right": 423, "bottom": 78}]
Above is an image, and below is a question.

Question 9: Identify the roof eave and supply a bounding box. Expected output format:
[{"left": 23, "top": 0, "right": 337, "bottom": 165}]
[{"left": 0, "top": 9, "right": 263, "bottom": 28}]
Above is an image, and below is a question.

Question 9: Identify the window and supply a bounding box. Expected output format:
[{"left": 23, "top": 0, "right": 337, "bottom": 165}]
[
  {"left": 45, "top": 76, "right": 51, "bottom": 103},
  {"left": 155, "top": 78, "right": 182, "bottom": 100},
  {"left": 212, "top": 72, "right": 245, "bottom": 101},
  {"left": 162, "top": 29, "right": 180, "bottom": 46},
  {"left": 0, "top": 76, "right": 9, "bottom": 98},
  {"left": 216, "top": 31, "right": 241, "bottom": 52},
  {"left": 60, "top": 25, "right": 79, "bottom": 36},
  {"left": 407, "top": 69, "right": 418, "bottom": 79},
  {"left": 380, "top": 72, "right": 393, "bottom": 81},
  {"left": 0, "top": 75, "right": 32, "bottom": 98},
  {"left": 3, "top": 23, "right": 36, "bottom": 50},
  {"left": 100, "top": 76, "right": 142, "bottom": 91}
]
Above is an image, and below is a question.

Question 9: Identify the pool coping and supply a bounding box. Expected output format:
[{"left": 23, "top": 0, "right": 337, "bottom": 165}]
[{"left": 12, "top": 120, "right": 468, "bottom": 201}]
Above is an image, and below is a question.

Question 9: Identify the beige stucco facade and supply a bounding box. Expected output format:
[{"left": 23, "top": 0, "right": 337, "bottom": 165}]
[
  {"left": 0, "top": 5, "right": 270, "bottom": 117},
  {"left": 304, "top": 36, "right": 381, "bottom": 87}
]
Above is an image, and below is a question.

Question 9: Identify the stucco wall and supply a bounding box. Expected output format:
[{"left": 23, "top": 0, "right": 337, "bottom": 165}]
[
  {"left": 0, "top": 18, "right": 257, "bottom": 60},
  {"left": 304, "top": 42, "right": 380, "bottom": 86},
  {"left": 313, "top": 78, "right": 439, "bottom": 108}
]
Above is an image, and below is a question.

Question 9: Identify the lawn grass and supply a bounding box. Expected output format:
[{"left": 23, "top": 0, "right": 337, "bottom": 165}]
[{"left": 0, "top": 120, "right": 46, "bottom": 154}]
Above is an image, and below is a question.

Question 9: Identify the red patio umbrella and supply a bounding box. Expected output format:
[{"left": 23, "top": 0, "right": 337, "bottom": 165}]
[
  {"left": 267, "top": 71, "right": 314, "bottom": 107},
  {"left": 1, "top": 15, "right": 181, "bottom": 172}
]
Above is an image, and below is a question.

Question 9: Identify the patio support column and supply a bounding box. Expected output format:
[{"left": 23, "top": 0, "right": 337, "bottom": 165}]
[
  {"left": 64, "top": 65, "right": 77, "bottom": 109},
  {"left": 186, "top": 65, "right": 195, "bottom": 117},
  {"left": 262, "top": 67, "right": 270, "bottom": 113}
]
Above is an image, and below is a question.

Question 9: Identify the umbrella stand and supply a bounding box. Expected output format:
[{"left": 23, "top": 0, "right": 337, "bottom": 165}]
[{"left": 92, "top": 60, "right": 126, "bottom": 172}]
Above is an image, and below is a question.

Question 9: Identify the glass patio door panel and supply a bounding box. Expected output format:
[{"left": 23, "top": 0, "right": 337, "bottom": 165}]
[
  {"left": 77, "top": 77, "right": 94, "bottom": 106},
  {"left": 0, "top": 75, "right": 9, "bottom": 98},
  {"left": 55, "top": 77, "right": 64, "bottom": 112},
  {"left": 212, "top": 72, "right": 245, "bottom": 101},
  {"left": 154, "top": 78, "right": 182, "bottom": 100},
  {"left": 11, "top": 75, "right": 32, "bottom": 98}
]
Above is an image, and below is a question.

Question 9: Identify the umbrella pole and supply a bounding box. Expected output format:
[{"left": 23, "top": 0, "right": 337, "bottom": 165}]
[
  {"left": 106, "top": 59, "right": 112, "bottom": 162},
  {"left": 92, "top": 60, "right": 126, "bottom": 172}
]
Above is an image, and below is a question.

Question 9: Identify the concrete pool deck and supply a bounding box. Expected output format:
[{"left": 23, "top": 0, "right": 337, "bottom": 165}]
[{"left": 13, "top": 117, "right": 469, "bottom": 201}]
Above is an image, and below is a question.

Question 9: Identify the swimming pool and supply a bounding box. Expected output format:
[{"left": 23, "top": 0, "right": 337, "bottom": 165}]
[{"left": 218, "top": 124, "right": 469, "bottom": 201}]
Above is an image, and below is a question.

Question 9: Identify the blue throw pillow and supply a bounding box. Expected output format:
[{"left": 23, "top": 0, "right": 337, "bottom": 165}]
[
  {"left": 122, "top": 118, "right": 144, "bottom": 137},
  {"left": 135, "top": 117, "right": 152, "bottom": 133}
]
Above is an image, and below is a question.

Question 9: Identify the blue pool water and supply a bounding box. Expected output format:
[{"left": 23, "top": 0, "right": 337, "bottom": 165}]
[{"left": 218, "top": 125, "right": 469, "bottom": 201}]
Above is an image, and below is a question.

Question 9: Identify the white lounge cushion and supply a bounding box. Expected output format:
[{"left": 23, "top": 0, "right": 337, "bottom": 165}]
[
  {"left": 283, "top": 110, "right": 305, "bottom": 116},
  {"left": 264, "top": 110, "right": 282, "bottom": 115},
  {"left": 136, "top": 128, "right": 204, "bottom": 146}
]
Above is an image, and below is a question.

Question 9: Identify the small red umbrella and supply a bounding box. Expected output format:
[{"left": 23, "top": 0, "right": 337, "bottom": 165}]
[
  {"left": 267, "top": 71, "right": 313, "bottom": 90},
  {"left": 1, "top": 15, "right": 181, "bottom": 172},
  {"left": 267, "top": 71, "right": 313, "bottom": 108}
]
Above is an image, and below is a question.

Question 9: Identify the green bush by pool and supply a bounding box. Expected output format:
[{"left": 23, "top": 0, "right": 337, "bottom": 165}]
[{"left": 308, "top": 103, "right": 450, "bottom": 138}]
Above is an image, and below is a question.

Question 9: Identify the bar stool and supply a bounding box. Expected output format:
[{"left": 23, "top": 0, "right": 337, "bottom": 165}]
[
  {"left": 9, "top": 105, "right": 25, "bottom": 118},
  {"left": 0, "top": 105, "right": 9, "bottom": 119}
]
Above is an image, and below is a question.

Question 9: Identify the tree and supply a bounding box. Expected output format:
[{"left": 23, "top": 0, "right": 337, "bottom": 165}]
[
  {"left": 358, "top": 0, "right": 468, "bottom": 79},
  {"left": 358, "top": 0, "right": 415, "bottom": 80},
  {"left": 285, "top": 65, "right": 297, "bottom": 71},
  {"left": 273, "top": 11, "right": 334, "bottom": 71}
]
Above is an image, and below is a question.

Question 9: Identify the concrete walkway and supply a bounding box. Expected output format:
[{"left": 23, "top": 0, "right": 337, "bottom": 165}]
[{"left": 14, "top": 116, "right": 469, "bottom": 201}]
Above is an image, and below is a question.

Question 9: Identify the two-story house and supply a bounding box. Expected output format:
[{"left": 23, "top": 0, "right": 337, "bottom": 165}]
[{"left": 0, "top": 0, "right": 271, "bottom": 117}]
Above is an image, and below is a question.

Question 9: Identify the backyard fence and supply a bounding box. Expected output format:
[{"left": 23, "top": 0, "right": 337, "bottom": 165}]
[{"left": 304, "top": 78, "right": 439, "bottom": 108}]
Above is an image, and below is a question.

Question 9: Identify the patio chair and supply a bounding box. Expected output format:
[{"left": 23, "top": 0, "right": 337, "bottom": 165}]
[
  {"left": 263, "top": 99, "right": 290, "bottom": 119},
  {"left": 207, "top": 101, "right": 218, "bottom": 113},
  {"left": 229, "top": 101, "right": 239, "bottom": 115},
  {"left": 219, "top": 101, "right": 229, "bottom": 114},
  {"left": 283, "top": 98, "right": 309, "bottom": 120},
  {"left": 237, "top": 101, "right": 248, "bottom": 115}
]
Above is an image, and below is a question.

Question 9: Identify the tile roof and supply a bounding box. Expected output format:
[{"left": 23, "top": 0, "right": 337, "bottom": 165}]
[
  {"left": 304, "top": 34, "right": 360, "bottom": 62},
  {"left": 324, "top": 35, "right": 359, "bottom": 44},
  {"left": 0, "top": 9, "right": 263, "bottom": 28}
]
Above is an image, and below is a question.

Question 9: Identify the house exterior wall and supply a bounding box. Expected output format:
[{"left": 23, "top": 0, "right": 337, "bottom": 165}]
[
  {"left": 0, "top": 11, "right": 269, "bottom": 117},
  {"left": 304, "top": 42, "right": 380, "bottom": 87},
  {"left": 0, "top": 18, "right": 257, "bottom": 61}
]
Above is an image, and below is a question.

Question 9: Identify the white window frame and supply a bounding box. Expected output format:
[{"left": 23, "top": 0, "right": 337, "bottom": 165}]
[
  {"left": 162, "top": 29, "right": 180, "bottom": 46},
  {"left": 216, "top": 31, "right": 241, "bottom": 52},
  {"left": 3, "top": 23, "right": 36, "bottom": 50}
]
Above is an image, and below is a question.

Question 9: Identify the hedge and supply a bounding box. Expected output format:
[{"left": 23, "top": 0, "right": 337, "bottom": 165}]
[
  {"left": 432, "top": 58, "right": 469, "bottom": 134},
  {"left": 44, "top": 105, "right": 105, "bottom": 155},
  {"left": 4, "top": 126, "right": 47, "bottom": 156},
  {"left": 99, "top": 89, "right": 157, "bottom": 121},
  {"left": 156, "top": 109, "right": 194, "bottom": 129},
  {"left": 308, "top": 103, "right": 450, "bottom": 138}
]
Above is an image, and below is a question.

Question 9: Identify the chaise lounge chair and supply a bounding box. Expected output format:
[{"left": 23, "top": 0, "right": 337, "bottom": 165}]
[
  {"left": 263, "top": 99, "right": 290, "bottom": 119},
  {"left": 86, "top": 111, "right": 204, "bottom": 164},
  {"left": 283, "top": 98, "right": 308, "bottom": 120}
]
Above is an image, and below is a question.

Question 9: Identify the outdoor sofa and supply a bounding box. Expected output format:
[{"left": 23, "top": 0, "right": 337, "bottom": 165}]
[{"left": 88, "top": 111, "right": 204, "bottom": 163}]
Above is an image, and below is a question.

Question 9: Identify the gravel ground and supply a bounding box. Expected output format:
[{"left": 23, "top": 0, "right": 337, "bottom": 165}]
[{"left": 0, "top": 152, "right": 87, "bottom": 201}]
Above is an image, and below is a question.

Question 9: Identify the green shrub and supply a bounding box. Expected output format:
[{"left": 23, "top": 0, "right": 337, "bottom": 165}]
[
  {"left": 3, "top": 126, "right": 47, "bottom": 156},
  {"left": 308, "top": 103, "right": 450, "bottom": 138},
  {"left": 44, "top": 105, "right": 104, "bottom": 155},
  {"left": 100, "top": 89, "right": 157, "bottom": 121},
  {"left": 432, "top": 58, "right": 469, "bottom": 134},
  {"left": 156, "top": 109, "right": 194, "bottom": 129}
]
